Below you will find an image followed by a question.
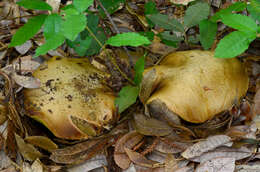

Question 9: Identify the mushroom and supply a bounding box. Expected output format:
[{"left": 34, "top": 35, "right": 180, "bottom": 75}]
[
  {"left": 140, "top": 50, "right": 249, "bottom": 124},
  {"left": 23, "top": 57, "right": 116, "bottom": 140}
]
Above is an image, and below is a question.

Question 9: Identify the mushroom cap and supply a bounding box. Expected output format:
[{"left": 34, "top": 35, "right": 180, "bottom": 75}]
[
  {"left": 23, "top": 57, "right": 116, "bottom": 140},
  {"left": 141, "top": 50, "right": 249, "bottom": 123}
]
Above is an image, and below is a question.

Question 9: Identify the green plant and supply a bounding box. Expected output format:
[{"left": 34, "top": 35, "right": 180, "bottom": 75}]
[{"left": 200, "top": 1, "right": 260, "bottom": 58}]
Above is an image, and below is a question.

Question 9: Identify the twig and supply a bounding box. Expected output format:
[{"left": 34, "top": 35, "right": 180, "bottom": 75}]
[{"left": 95, "top": 0, "right": 134, "bottom": 67}]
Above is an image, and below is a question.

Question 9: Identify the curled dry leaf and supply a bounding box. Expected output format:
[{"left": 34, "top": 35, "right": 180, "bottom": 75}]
[
  {"left": 124, "top": 147, "right": 162, "bottom": 168},
  {"left": 12, "top": 73, "right": 41, "bottom": 89},
  {"left": 190, "top": 146, "right": 253, "bottom": 163},
  {"left": 195, "top": 157, "right": 235, "bottom": 172},
  {"left": 23, "top": 57, "right": 116, "bottom": 139},
  {"left": 114, "top": 131, "right": 144, "bottom": 169},
  {"left": 182, "top": 135, "right": 232, "bottom": 159},
  {"left": 141, "top": 50, "right": 248, "bottom": 123},
  {"left": 25, "top": 136, "right": 58, "bottom": 152},
  {"left": 15, "top": 133, "right": 43, "bottom": 161},
  {"left": 133, "top": 113, "right": 173, "bottom": 136}
]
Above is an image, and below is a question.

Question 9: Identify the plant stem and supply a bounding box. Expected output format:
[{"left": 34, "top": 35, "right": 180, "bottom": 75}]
[
  {"left": 85, "top": 25, "right": 135, "bottom": 85},
  {"left": 95, "top": 0, "right": 134, "bottom": 67}
]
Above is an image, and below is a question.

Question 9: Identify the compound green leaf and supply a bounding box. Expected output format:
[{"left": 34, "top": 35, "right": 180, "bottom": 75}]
[
  {"left": 211, "top": 2, "right": 247, "bottom": 22},
  {"left": 73, "top": 0, "right": 93, "bottom": 13},
  {"left": 221, "top": 13, "right": 258, "bottom": 33},
  {"left": 215, "top": 31, "right": 256, "bottom": 58},
  {"left": 17, "top": 0, "right": 52, "bottom": 11},
  {"left": 184, "top": 2, "right": 210, "bottom": 28},
  {"left": 147, "top": 13, "right": 184, "bottom": 32},
  {"left": 199, "top": 19, "right": 217, "bottom": 50},
  {"left": 62, "top": 13, "right": 87, "bottom": 41},
  {"left": 115, "top": 86, "right": 139, "bottom": 113},
  {"left": 34, "top": 35, "right": 65, "bottom": 57},
  {"left": 106, "top": 32, "right": 151, "bottom": 47},
  {"left": 134, "top": 55, "right": 145, "bottom": 85},
  {"left": 247, "top": 0, "right": 260, "bottom": 22},
  {"left": 43, "top": 14, "right": 63, "bottom": 40},
  {"left": 9, "top": 14, "right": 47, "bottom": 47}
]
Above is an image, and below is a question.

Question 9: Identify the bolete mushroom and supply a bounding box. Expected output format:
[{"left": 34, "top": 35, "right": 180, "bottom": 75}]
[
  {"left": 23, "top": 57, "right": 116, "bottom": 140},
  {"left": 140, "top": 50, "right": 249, "bottom": 124}
]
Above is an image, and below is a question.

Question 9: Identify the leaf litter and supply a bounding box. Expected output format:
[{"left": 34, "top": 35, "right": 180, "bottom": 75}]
[{"left": 0, "top": 0, "right": 260, "bottom": 171}]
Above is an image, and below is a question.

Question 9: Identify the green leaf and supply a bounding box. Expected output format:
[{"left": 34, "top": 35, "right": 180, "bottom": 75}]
[
  {"left": 43, "top": 14, "right": 63, "bottom": 40},
  {"left": 115, "top": 86, "right": 139, "bottom": 113},
  {"left": 17, "top": 0, "right": 52, "bottom": 11},
  {"left": 221, "top": 14, "right": 258, "bottom": 33},
  {"left": 98, "top": 0, "right": 125, "bottom": 18},
  {"left": 144, "top": 1, "right": 158, "bottom": 15},
  {"left": 159, "top": 31, "right": 183, "bottom": 47},
  {"left": 184, "top": 2, "right": 210, "bottom": 28},
  {"left": 66, "top": 36, "right": 92, "bottom": 56},
  {"left": 61, "top": 5, "right": 80, "bottom": 15},
  {"left": 147, "top": 13, "right": 184, "bottom": 32},
  {"left": 215, "top": 31, "right": 256, "bottom": 58},
  {"left": 62, "top": 13, "right": 87, "bottom": 41},
  {"left": 211, "top": 2, "right": 247, "bottom": 22},
  {"left": 248, "top": 0, "right": 260, "bottom": 22},
  {"left": 9, "top": 14, "right": 47, "bottom": 47},
  {"left": 134, "top": 55, "right": 145, "bottom": 85},
  {"left": 34, "top": 35, "right": 65, "bottom": 57},
  {"left": 106, "top": 32, "right": 151, "bottom": 47},
  {"left": 199, "top": 19, "right": 217, "bottom": 50},
  {"left": 73, "top": 0, "right": 93, "bottom": 13}
]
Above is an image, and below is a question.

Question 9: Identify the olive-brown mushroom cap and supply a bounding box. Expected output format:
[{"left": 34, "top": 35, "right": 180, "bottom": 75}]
[
  {"left": 23, "top": 57, "right": 116, "bottom": 140},
  {"left": 142, "top": 50, "right": 249, "bottom": 123}
]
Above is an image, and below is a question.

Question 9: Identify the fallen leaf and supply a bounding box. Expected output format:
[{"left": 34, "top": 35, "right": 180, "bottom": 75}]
[
  {"left": 182, "top": 135, "right": 232, "bottom": 159},
  {"left": 13, "top": 60, "right": 41, "bottom": 73},
  {"left": 25, "top": 136, "right": 58, "bottom": 152},
  {"left": 253, "top": 88, "right": 260, "bottom": 116},
  {"left": 236, "top": 164, "right": 260, "bottom": 171},
  {"left": 114, "top": 131, "right": 144, "bottom": 169},
  {"left": 124, "top": 148, "right": 162, "bottom": 168},
  {"left": 165, "top": 154, "right": 178, "bottom": 172},
  {"left": 14, "top": 40, "right": 32, "bottom": 55},
  {"left": 12, "top": 73, "right": 41, "bottom": 88},
  {"left": 133, "top": 113, "right": 173, "bottom": 136},
  {"left": 15, "top": 134, "right": 43, "bottom": 161},
  {"left": 155, "top": 138, "right": 191, "bottom": 154},
  {"left": 190, "top": 146, "right": 253, "bottom": 163},
  {"left": 195, "top": 157, "right": 235, "bottom": 172},
  {"left": 170, "top": 0, "right": 195, "bottom": 5}
]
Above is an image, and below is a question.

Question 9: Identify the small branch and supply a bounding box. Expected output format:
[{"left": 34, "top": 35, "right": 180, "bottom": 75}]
[{"left": 95, "top": 0, "right": 134, "bottom": 67}]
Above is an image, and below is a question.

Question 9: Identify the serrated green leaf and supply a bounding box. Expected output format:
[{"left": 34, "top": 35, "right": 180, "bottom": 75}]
[
  {"left": 115, "top": 86, "right": 139, "bottom": 113},
  {"left": 134, "top": 55, "right": 145, "bottom": 85},
  {"left": 160, "top": 31, "right": 183, "bottom": 47},
  {"left": 34, "top": 35, "right": 65, "bottom": 57},
  {"left": 211, "top": 2, "right": 247, "bottom": 22},
  {"left": 9, "top": 14, "right": 47, "bottom": 47},
  {"left": 62, "top": 13, "right": 87, "bottom": 41},
  {"left": 73, "top": 0, "right": 93, "bottom": 13},
  {"left": 248, "top": 0, "right": 260, "bottom": 22},
  {"left": 106, "top": 32, "right": 151, "bottom": 47},
  {"left": 215, "top": 31, "right": 256, "bottom": 58},
  {"left": 43, "top": 14, "right": 63, "bottom": 40},
  {"left": 221, "top": 14, "right": 257, "bottom": 33},
  {"left": 17, "top": 0, "right": 52, "bottom": 11},
  {"left": 146, "top": 13, "right": 184, "bottom": 32},
  {"left": 144, "top": 1, "right": 158, "bottom": 15},
  {"left": 184, "top": 2, "right": 210, "bottom": 28},
  {"left": 199, "top": 19, "right": 217, "bottom": 50}
]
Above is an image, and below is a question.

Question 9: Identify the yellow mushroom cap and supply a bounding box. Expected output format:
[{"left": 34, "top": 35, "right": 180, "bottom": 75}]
[
  {"left": 142, "top": 50, "right": 249, "bottom": 123},
  {"left": 23, "top": 57, "right": 116, "bottom": 140}
]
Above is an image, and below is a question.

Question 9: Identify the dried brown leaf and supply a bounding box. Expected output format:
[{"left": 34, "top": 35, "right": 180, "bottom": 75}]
[
  {"left": 124, "top": 148, "right": 162, "bottom": 168},
  {"left": 253, "top": 88, "right": 260, "bottom": 116},
  {"left": 12, "top": 73, "right": 40, "bottom": 88},
  {"left": 114, "top": 131, "right": 144, "bottom": 169},
  {"left": 165, "top": 154, "right": 178, "bottom": 172},
  {"left": 14, "top": 60, "right": 41, "bottom": 73},
  {"left": 155, "top": 138, "right": 191, "bottom": 154},
  {"left": 190, "top": 146, "right": 253, "bottom": 163},
  {"left": 182, "top": 135, "right": 232, "bottom": 159},
  {"left": 14, "top": 40, "right": 32, "bottom": 55},
  {"left": 0, "top": 166, "right": 17, "bottom": 172},
  {"left": 170, "top": 0, "right": 195, "bottom": 5},
  {"left": 236, "top": 164, "right": 260, "bottom": 171},
  {"left": 133, "top": 113, "right": 172, "bottom": 136},
  {"left": 25, "top": 136, "right": 58, "bottom": 152},
  {"left": 195, "top": 157, "right": 235, "bottom": 172},
  {"left": 46, "top": 0, "right": 60, "bottom": 13},
  {"left": 15, "top": 134, "right": 43, "bottom": 161}
]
